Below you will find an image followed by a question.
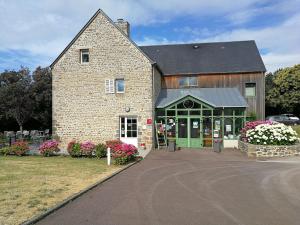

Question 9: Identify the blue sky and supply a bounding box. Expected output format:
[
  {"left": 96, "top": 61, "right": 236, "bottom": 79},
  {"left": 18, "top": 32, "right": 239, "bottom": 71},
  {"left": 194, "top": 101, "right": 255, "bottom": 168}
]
[{"left": 0, "top": 0, "right": 300, "bottom": 72}]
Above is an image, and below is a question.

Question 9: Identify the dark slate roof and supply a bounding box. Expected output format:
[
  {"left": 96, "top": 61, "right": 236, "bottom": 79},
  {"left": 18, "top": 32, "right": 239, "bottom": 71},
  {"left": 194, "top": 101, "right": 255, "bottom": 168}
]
[
  {"left": 156, "top": 88, "right": 248, "bottom": 108},
  {"left": 140, "top": 41, "right": 266, "bottom": 75}
]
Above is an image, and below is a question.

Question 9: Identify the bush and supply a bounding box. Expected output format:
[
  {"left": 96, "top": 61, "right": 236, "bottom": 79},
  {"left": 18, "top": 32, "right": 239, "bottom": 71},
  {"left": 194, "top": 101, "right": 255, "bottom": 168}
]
[
  {"left": 39, "top": 140, "right": 60, "bottom": 157},
  {"left": 0, "top": 146, "right": 11, "bottom": 156},
  {"left": 80, "top": 141, "right": 96, "bottom": 157},
  {"left": 246, "top": 123, "right": 298, "bottom": 145},
  {"left": 112, "top": 143, "right": 138, "bottom": 165},
  {"left": 67, "top": 140, "right": 81, "bottom": 157},
  {"left": 95, "top": 143, "right": 107, "bottom": 158},
  {"left": 106, "top": 140, "right": 123, "bottom": 151},
  {"left": 11, "top": 141, "right": 29, "bottom": 156},
  {"left": 240, "top": 120, "right": 273, "bottom": 142}
]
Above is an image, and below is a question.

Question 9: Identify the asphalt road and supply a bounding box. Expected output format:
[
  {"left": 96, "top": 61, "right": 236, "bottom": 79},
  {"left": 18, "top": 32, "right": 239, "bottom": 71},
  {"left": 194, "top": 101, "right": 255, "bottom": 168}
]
[{"left": 37, "top": 149, "right": 300, "bottom": 225}]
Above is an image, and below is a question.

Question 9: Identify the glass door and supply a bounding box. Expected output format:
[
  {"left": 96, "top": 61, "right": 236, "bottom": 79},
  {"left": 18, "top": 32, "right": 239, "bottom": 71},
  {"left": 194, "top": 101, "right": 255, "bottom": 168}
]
[
  {"left": 190, "top": 118, "right": 202, "bottom": 148},
  {"left": 176, "top": 118, "right": 188, "bottom": 147}
]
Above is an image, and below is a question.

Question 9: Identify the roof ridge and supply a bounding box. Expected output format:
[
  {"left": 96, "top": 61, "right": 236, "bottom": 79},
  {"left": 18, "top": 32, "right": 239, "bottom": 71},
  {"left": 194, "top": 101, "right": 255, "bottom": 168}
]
[{"left": 139, "top": 40, "right": 255, "bottom": 48}]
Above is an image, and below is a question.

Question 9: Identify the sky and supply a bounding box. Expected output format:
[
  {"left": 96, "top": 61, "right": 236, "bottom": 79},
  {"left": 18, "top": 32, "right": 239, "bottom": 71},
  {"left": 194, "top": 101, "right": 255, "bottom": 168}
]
[{"left": 0, "top": 0, "right": 300, "bottom": 72}]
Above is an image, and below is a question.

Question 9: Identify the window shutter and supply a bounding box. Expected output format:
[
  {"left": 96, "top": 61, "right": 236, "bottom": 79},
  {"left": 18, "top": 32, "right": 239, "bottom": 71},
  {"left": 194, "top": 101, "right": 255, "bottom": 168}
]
[
  {"left": 109, "top": 79, "right": 114, "bottom": 93},
  {"left": 105, "top": 79, "right": 115, "bottom": 93}
]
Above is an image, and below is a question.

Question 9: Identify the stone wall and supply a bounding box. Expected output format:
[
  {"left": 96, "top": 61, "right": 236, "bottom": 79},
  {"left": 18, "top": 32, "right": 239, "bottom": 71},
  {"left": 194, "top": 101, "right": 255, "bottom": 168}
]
[
  {"left": 238, "top": 140, "right": 300, "bottom": 158},
  {"left": 52, "top": 10, "right": 155, "bottom": 150}
]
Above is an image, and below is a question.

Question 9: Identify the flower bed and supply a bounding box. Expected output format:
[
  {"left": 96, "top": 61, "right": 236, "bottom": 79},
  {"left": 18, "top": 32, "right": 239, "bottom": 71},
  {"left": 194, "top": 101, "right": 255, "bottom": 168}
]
[
  {"left": 239, "top": 121, "right": 299, "bottom": 158},
  {"left": 246, "top": 123, "right": 298, "bottom": 145},
  {"left": 39, "top": 140, "right": 60, "bottom": 156}
]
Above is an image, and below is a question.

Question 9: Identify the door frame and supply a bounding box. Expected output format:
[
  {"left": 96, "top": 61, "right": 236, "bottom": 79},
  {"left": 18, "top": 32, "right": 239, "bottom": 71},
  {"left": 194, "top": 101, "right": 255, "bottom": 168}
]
[
  {"left": 119, "top": 116, "right": 138, "bottom": 147},
  {"left": 176, "top": 116, "right": 203, "bottom": 148}
]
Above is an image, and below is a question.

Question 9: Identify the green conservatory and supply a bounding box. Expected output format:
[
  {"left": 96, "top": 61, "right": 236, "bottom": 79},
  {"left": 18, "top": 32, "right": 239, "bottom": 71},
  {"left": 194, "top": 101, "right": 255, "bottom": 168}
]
[{"left": 155, "top": 88, "right": 247, "bottom": 148}]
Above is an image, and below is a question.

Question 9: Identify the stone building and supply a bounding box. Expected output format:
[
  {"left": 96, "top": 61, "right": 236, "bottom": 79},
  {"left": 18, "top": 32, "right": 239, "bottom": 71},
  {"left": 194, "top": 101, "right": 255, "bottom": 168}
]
[{"left": 51, "top": 9, "right": 266, "bottom": 150}]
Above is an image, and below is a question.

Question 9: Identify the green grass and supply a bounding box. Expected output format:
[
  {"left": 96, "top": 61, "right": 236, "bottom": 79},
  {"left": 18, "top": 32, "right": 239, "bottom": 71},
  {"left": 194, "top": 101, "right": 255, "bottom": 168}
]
[
  {"left": 0, "top": 156, "right": 121, "bottom": 225},
  {"left": 293, "top": 125, "right": 300, "bottom": 137}
]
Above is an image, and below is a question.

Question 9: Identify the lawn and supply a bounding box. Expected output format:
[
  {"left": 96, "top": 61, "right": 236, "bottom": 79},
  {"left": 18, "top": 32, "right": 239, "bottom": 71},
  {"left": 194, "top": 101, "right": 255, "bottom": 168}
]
[
  {"left": 0, "top": 156, "right": 121, "bottom": 225},
  {"left": 293, "top": 125, "right": 300, "bottom": 137}
]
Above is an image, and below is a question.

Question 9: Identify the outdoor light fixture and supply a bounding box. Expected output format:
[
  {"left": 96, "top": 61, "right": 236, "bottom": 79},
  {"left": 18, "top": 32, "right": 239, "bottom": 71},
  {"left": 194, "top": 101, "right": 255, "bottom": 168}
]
[{"left": 125, "top": 107, "right": 130, "bottom": 112}]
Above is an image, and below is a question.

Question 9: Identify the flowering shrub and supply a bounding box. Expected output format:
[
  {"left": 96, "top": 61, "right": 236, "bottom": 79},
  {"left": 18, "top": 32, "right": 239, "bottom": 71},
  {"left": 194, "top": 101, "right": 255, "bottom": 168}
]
[
  {"left": 0, "top": 146, "right": 12, "bottom": 156},
  {"left": 106, "top": 140, "right": 123, "bottom": 151},
  {"left": 67, "top": 140, "right": 81, "bottom": 157},
  {"left": 39, "top": 140, "right": 60, "bottom": 157},
  {"left": 246, "top": 123, "right": 298, "bottom": 145},
  {"left": 80, "top": 141, "right": 95, "bottom": 156},
  {"left": 11, "top": 141, "right": 29, "bottom": 156},
  {"left": 240, "top": 120, "right": 273, "bottom": 142},
  {"left": 95, "top": 143, "right": 107, "bottom": 158},
  {"left": 112, "top": 143, "right": 138, "bottom": 165}
]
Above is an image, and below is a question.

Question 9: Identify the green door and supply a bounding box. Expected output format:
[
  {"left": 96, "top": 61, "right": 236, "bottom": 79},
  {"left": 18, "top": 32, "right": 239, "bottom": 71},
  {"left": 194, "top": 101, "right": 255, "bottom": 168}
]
[
  {"left": 176, "top": 117, "right": 203, "bottom": 148},
  {"left": 177, "top": 118, "right": 189, "bottom": 147},
  {"left": 190, "top": 118, "right": 203, "bottom": 148}
]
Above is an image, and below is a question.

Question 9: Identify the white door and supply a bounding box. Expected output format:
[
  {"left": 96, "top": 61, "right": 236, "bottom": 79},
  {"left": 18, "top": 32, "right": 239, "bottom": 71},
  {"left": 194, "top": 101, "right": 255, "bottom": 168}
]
[{"left": 120, "top": 117, "right": 138, "bottom": 147}]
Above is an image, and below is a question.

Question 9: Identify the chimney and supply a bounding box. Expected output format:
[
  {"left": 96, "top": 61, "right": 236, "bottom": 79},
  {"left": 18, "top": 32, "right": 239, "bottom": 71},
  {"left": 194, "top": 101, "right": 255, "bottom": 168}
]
[{"left": 115, "top": 19, "right": 130, "bottom": 37}]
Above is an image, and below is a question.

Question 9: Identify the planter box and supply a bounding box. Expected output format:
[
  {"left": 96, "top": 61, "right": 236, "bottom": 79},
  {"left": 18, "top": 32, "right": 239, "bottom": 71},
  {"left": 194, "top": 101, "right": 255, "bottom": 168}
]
[
  {"left": 223, "top": 140, "right": 238, "bottom": 148},
  {"left": 238, "top": 140, "right": 300, "bottom": 158}
]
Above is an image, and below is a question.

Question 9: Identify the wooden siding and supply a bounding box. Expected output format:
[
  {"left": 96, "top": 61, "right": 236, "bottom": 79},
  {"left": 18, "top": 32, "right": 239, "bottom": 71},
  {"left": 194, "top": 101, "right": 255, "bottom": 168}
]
[{"left": 161, "top": 73, "right": 265, "bottom": 119}]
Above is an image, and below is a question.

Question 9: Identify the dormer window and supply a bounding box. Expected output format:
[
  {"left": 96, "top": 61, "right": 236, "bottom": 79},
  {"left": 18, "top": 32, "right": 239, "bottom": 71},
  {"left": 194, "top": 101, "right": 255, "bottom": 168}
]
[
  {"left": 80, "top": 49, "right": 89, "bottom": 63},
  {"left": 178, "top": 76, "right": 198, "bottom": 88}
]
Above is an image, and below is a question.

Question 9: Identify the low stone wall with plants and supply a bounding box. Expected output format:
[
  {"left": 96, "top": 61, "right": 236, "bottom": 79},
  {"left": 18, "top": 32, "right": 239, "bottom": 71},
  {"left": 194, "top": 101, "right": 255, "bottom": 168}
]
[{"left": 238, "top": 140, "right": 300, "bottom": 158}]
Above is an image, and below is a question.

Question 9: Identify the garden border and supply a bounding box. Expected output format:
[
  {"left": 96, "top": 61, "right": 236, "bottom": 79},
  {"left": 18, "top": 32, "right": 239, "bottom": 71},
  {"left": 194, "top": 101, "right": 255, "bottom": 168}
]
[{"left": 21, "top": 158, "right": 142, "bottom": 225}]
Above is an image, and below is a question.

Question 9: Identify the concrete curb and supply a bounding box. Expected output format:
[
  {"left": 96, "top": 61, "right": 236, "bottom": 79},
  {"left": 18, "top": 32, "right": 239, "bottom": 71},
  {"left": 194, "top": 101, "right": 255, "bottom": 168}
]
[{"left": 21, "top": 159, "right": 141, "bottom": 225}]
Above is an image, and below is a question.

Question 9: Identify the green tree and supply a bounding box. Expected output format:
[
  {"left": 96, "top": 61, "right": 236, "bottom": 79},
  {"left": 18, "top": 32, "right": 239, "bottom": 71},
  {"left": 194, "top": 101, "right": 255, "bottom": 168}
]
[
  {"left": 31, "top": 67, "right": 52, "bottom": 129},
  {"left": 0, "top": 68, "right": 34, "bottom": 132},
  {"left": 266, "top": 64, "right": 300, "bottom": 115}
]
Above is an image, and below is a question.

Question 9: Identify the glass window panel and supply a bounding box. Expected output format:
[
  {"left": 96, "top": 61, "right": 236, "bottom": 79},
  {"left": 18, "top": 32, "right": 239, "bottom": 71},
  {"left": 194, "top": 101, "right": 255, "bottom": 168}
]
[
  {"left": 121, "top": 117, "right": 125, "bottom": 123},
  {"left": 213, "top": 109, "right": 222, "bottom": 116},
  {"left": 245, "top": 83, "right": 256, "bottom": 97},
  {"left": 190, "top": 118, "right": 200, "bottom": 138},
  {"left": 234, "top": 108, "right": 244, "bottom": 116},
  {"left": 189, "top": 77, "right": 198, "bottom": 86},
  {"left": 190, "top": 110, "right": 201, "bottom": 115},
  {"left": 177, "top": 102, "right": 185, "bottom": 109},
  {"left": 224, "top": 108, "right": 234, "bottom": 116},
  {"left": 178, "top": 118, "right": 188, "bottom": 138},
  {"left": 116, "top": 79, "right": 125, "bottom": 93},
  {"left": 179, "top": 77, "right": 189, "bottom": 87},
  {"left": 178, "top": 111, "right": 188, "bottom": 115},
  {"left": 166, "top": 117, "right": 176, "bottom": 138},
  {"left": 235, "top": 118, "right": 244, "bottom": 136},
  {"left": 127, "top": 131, "right": 132, "bottom": 137},
  {"left": 203, "top": 110, "right": 212, "bottom": 116},
  {"left": 167, "top": 110, "right": 175, "bottom": 116},
  {"left": 132, "top": 119, "right": 137, "bottom": 124},
  {"left": 81, "top": 49, "right": 89, "bottom": 63},
  {"left": 132, "top": 131, "right": 137, "bottom": 137},
  {"left": 224, "top": 118, "right": 234, "bottom": 138}
]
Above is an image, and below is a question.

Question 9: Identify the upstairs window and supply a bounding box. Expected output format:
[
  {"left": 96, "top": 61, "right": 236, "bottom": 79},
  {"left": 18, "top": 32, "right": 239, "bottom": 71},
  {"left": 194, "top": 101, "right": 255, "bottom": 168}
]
[
  {"left": 245, "top": 83, "right": 256, "bottom": 97},
  {"left": 105, "top": 79, "right": 114, "bottom": 93},
  {"left": 116, "top": 79, "right": 125, "bottom": 93},
  {"left": 178, "top": 76, "right": 198, "bottom": 87},
  {"left": 80, "top": 49, "right": 89, "bottom": 63}
]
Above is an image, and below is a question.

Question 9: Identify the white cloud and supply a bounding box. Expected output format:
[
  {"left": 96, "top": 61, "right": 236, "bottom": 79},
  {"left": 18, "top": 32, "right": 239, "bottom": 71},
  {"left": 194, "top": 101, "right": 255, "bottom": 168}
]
[{"left": 0, "top": 0, "right": 299, "bottom": 71}]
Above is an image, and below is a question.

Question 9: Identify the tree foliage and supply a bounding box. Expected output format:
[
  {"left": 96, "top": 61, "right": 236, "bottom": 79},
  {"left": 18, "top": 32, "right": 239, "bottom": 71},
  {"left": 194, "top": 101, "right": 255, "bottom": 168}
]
[
  {"left": 0, "top": 67, "right": 52, "bottom": 132},
  {"left": 266, "top": 64, "right": 300, "bottom": 115}
]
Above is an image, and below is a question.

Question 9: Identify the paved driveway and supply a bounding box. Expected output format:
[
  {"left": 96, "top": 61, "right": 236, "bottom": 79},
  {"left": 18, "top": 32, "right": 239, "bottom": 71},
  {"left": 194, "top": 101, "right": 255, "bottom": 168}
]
[{"left": 37, "top": 149, "right": 300, "bottom": 225}]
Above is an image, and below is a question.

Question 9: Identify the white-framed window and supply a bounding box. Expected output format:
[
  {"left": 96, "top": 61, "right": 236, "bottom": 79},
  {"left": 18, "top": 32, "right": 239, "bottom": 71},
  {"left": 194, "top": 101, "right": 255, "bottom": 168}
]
[
  {"left": 80, "top": 49, "right": 89, "bottom": 63},
  {"left": 178, "top": 76, "right": 198, "bottom": 87},
  {"left": 120, "top": 117, "right": 137, "bottom": 138},
  {"left": 105, "top": 79, "right": 114, "bottom": 93},
  {"left": 116, "top": 79, "right": 125, "bottom": 93},
  {"left": 245, "top": 83, "right": 256, "bottom": 97}
]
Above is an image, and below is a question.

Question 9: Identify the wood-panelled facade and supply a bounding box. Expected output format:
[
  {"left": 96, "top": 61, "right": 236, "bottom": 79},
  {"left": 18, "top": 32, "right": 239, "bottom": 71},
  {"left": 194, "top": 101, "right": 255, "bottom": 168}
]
[{"left": 161, "top": 72, "right": 265, "bottom": 119}]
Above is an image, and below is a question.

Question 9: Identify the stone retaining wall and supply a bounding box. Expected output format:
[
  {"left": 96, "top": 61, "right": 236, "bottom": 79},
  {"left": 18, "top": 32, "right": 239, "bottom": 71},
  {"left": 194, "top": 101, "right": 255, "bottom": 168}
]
[{"left": 238, "top": 140, "right": 300, "bottom": 158}]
